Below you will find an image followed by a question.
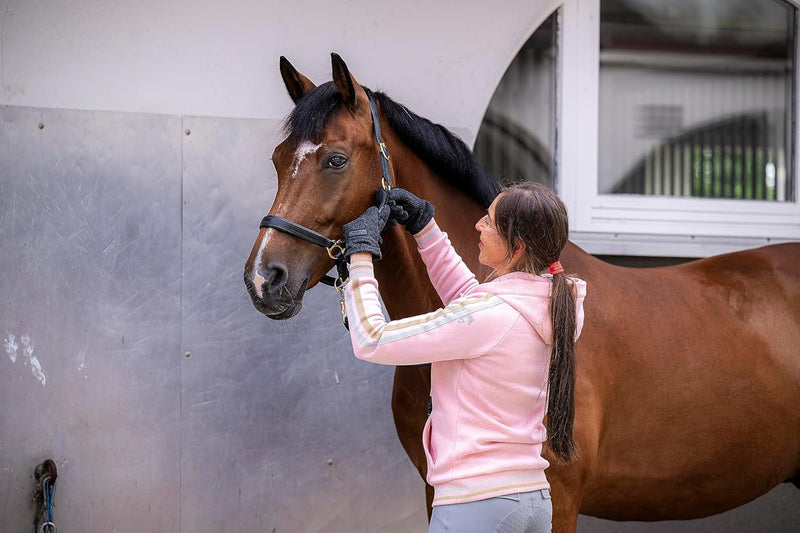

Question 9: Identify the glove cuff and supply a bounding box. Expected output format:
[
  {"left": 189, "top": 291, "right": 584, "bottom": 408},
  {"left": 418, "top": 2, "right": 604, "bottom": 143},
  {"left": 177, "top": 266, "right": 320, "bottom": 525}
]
[
  {"left": 345, "top": 240, "right": 382, "bottom": 261},
  {"left": 407, "top": 202, "right": 435, "bottom": 235}
]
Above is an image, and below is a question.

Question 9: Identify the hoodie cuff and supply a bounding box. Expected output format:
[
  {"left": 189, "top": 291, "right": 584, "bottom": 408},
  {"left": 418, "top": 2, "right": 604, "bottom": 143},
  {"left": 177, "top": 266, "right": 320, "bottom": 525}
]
[
  {"left": 348, "top": 259, "right": 375, "bottom": 280},
  {"left": 412, "top": 219, "right": 440, "bottom": 249}
]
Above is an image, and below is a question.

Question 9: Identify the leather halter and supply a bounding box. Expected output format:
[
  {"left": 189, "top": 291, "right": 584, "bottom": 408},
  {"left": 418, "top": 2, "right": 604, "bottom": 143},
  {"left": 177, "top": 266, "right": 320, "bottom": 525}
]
[{"left": 259, "top": 93, "right": 392, "bottom": 287}]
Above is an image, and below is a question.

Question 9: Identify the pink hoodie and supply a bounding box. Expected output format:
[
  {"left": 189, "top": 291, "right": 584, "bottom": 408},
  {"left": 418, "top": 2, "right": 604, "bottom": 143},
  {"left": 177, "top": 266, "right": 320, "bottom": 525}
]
[{"left": 344, "top": 221, "right": 586, "bottom": 506}]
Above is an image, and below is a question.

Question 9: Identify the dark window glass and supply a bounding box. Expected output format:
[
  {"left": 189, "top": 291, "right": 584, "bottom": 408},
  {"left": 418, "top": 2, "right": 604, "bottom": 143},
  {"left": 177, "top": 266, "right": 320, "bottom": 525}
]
[{"left": 474, "top": 12, "right": 558, "bottom": 191}]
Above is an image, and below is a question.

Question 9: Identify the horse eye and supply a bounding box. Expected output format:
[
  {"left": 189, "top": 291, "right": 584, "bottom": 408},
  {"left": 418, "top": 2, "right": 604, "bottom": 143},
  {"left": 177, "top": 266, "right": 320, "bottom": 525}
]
[{"left": 326, "top": 154, "right": 348, "bottom": 169}]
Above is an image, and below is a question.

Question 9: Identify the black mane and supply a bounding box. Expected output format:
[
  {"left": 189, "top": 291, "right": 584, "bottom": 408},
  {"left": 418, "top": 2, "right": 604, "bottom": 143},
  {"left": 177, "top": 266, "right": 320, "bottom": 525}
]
[{"left": 284, "top": 82, "right": 500, "bottom": 208}]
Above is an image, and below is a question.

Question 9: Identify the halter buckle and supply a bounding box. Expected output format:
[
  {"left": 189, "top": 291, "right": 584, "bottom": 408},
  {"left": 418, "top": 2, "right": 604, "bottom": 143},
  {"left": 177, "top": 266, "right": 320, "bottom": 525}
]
[
  {"left": 378, "top": 142, "right": 390, "bottom": 162},
  {"left": 327, "top": 240, "right": 345, "bottom": 260}
]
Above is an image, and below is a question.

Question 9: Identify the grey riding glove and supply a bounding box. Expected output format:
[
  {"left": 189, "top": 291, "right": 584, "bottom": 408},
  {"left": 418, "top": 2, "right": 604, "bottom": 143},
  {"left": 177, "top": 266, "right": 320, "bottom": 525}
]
[
  {"left": 343, "top": 202, "right": 392, "bottom": 260},
  {"left": 387, "top": 188, "right": 435, "bottom": 235},
  {"left": 374, "top": 189, "right": 409, "bottom": 232}
]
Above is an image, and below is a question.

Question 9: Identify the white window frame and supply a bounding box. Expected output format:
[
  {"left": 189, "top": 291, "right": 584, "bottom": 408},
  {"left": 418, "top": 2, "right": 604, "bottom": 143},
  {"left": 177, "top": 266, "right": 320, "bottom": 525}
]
[{"left": 557, "top": 0, "right": 800, "bottom": 257}]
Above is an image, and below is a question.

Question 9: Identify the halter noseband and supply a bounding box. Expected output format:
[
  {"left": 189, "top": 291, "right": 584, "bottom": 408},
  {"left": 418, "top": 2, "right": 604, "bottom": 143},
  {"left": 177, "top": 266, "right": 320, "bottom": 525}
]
[{"left": 259, "top": 93, "right": 392, "bottom": 288}]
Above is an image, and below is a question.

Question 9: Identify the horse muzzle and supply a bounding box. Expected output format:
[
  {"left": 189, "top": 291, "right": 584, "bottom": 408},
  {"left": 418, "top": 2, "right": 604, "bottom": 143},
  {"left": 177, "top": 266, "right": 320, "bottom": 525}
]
[{"left": 243, "top": 264, "right": 308, "bottom": 320}]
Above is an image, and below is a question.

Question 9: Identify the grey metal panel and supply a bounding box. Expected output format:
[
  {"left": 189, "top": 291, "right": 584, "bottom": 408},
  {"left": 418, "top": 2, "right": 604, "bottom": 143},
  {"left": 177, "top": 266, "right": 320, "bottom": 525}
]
[
  {"left": 0, "top": 106, "right": 182, "bottom": 531},
  {"left": 179, "top": 116, "right": 428, "bottom": 532}
]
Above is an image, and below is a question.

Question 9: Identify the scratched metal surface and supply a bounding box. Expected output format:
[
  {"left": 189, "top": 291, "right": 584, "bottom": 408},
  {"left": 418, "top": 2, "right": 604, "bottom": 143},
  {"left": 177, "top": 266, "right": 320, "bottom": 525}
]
[
  {"left": 0, "top": 105, "right": 427, "bottom": 532},
  {"left": 179, "top": 115, "right": 427, "bottom": 532},
  {"left": 0, "top": 105, "right": 183, "bottom": 531}
]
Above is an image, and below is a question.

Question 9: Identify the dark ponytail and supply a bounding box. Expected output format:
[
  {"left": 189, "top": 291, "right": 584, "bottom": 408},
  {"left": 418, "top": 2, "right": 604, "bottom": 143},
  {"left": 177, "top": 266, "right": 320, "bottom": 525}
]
[
  {"left": 494, "top": 182, "right": 577, "bottom": 462},
  {"left": 546, "top": 271, "right": 577, "bottom": 461}
]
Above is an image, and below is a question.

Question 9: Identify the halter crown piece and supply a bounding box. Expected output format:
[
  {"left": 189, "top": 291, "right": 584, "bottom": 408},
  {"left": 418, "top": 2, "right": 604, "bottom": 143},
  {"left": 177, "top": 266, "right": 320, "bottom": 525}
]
[{"left": 549, "top": 261, "right": 564, "bottom": 275}]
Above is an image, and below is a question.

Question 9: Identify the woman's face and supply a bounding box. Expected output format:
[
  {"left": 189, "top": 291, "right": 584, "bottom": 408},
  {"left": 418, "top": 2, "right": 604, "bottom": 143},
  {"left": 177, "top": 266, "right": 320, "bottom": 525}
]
[{"left": 475, "top": 195, "right": 511, "bottom": 273}]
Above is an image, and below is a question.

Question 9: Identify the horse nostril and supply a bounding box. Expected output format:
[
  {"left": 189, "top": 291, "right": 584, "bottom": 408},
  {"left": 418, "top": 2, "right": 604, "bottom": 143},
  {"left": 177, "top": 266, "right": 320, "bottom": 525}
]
[{"left": 260, "top": 262, "right": 288, "bottom": 295}]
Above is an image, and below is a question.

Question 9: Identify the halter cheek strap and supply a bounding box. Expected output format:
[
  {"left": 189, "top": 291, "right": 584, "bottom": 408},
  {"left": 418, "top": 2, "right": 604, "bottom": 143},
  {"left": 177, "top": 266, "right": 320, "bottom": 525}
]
[{"left": 368, "top": 93, "right": 393, "bottom": 195}]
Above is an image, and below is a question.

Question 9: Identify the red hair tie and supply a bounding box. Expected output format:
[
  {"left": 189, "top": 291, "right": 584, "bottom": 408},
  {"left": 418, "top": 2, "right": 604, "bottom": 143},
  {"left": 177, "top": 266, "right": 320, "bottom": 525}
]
[{"left": 548, "top": 261, "right": 564, "bottom": 275}]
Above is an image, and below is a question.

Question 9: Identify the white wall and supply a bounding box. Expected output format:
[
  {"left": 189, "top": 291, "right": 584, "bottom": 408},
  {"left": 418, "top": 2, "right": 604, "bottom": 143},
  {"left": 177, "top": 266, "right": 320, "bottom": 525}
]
[
  {"left": 3, "top": 0, "right": 797, "bottom": 252},
  {"left": 0, "top": 0, "right": 559, "bottom": 139}
]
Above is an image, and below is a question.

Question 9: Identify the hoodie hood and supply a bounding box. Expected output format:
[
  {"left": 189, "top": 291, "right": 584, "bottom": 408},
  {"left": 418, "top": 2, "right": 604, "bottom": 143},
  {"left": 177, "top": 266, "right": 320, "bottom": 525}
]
[{"left": 479, "top": 272, "right": 587, "bottom": 344}]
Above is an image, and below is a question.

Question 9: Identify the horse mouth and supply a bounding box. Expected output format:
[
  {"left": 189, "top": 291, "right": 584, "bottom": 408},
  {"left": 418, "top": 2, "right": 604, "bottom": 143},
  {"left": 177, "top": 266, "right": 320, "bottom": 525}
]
[
  {"left": 244, "top": 275, "right": 308, "bottom": 320},
  {"left": 260, "top": 302, "right": 303, "bottom": 320}
]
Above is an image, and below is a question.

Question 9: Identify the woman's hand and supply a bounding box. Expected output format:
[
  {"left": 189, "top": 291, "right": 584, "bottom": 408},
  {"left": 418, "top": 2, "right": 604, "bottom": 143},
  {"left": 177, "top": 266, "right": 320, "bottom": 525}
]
[
  {"left": 387, "top": 188, "right": 435, "bottom": 234},
  {"left": 342, "top": 202, "right": 392, "bottom": 260}
]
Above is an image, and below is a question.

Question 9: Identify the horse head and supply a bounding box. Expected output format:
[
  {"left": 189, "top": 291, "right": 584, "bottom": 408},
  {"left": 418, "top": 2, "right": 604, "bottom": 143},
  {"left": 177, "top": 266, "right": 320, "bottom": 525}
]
[{"left": 244, "top": 53, "right": 390, "bottom": 319}]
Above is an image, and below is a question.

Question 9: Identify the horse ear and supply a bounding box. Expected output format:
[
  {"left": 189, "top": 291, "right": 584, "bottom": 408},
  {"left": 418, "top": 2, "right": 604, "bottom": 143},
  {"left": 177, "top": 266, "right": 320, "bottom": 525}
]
[
  {"left": 331, "top": 52, "right": 361, "bottom": 110},
  {"left": 280, "top": 56, "right": 316, "bottom": 104}
]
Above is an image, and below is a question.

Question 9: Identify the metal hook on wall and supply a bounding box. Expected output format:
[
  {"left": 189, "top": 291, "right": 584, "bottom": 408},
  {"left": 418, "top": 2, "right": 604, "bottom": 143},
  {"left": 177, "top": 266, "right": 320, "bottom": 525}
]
[{"left": 33, "top": 459, "right": 57, "bottom": 533}]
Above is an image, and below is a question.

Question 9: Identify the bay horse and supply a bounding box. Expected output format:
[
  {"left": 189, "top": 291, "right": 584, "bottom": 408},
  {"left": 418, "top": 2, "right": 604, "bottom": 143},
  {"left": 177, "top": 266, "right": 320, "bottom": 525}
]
[{"left": 244, "top": 53, "right": 800, "bottom": 531}]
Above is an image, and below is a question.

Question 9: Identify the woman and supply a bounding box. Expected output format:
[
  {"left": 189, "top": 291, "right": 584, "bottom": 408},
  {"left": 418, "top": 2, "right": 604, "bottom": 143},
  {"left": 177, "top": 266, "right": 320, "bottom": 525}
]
[{"left": 341, "top": 182, "right": 587, "bottom": 532}]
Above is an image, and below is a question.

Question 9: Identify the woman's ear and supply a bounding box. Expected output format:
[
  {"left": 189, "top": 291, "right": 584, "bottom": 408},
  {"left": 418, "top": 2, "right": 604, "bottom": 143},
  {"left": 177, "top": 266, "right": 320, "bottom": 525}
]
[
  {"left": 512, "top": 239, "right": 526, "bottom": 260},
  {"left": 506, "top": 239, "right": 526, "bottom": 271}
]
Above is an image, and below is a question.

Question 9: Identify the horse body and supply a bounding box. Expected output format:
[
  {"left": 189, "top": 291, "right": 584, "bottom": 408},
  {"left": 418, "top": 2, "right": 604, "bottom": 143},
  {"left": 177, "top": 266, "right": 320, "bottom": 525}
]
[
  {"left": 563, "top": 243, "right": 800, "bottom": 523},
  {"left": 244, "top": 54, "right": 800, "bottom": 531}
]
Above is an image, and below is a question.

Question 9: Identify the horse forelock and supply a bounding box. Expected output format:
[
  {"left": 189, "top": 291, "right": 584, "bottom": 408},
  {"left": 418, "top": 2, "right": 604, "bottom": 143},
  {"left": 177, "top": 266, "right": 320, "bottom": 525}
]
[
  {"left": 283, "top": 82, "right": 342, "bottom": 143},
  {"left": 281, "top": 81, "right": 500, "bottom": 209}
]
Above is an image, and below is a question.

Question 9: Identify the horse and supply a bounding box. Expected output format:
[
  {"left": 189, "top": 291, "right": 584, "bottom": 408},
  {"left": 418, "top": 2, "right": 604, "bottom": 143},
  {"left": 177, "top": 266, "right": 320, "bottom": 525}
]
[{"left": 243, "top": 53, "right": 800, "bottom": 531}]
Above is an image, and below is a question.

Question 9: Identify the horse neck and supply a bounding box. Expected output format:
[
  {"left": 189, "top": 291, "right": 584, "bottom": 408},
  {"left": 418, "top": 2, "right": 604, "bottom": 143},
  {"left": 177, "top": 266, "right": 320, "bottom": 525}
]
[
  {"left": 561, "top": 241, "right": 600, "bottom": 275},
  {"left": 371, "top": 139, "right": 489, "bottom": 319}
]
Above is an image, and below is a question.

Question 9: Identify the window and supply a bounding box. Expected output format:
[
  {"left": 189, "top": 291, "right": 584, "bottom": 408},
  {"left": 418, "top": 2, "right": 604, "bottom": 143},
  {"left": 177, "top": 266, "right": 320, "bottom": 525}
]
[
  {"left": 474, "top": 12, "right": 559, "bottom": 191},
  {"left": 599, "top": 0, "right": 796, "bottom": 202},
  {"left": 474, "top": 0, "right": 798, "bottom": 255}
]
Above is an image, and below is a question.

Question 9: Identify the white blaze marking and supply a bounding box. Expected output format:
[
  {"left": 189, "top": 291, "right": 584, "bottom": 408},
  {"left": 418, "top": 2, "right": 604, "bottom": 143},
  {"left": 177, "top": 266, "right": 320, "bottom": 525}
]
[
  {"left": 250, "top": 142, "right": 319, "bottom": 298},
  {"left": 290, "top": 142, "right": 322, "bottom": 179},
  {"left": 252, "top": 228, "right": 274, "bottom": 299},
  {"left": 252, "top": 199, "right": 292, "bottom": 298}
]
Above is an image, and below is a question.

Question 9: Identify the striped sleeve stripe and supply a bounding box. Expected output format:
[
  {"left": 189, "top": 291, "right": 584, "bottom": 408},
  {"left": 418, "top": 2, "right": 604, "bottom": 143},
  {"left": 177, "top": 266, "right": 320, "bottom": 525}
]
[
  {"left": 348, "top": 278, "right": 505, "bottom": 347},
  {"left": 413, "top": 222, "right": 440, "bottom": 247},
  {"left": 348, "top": 262, "right": 373, "bottom": 277}
]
